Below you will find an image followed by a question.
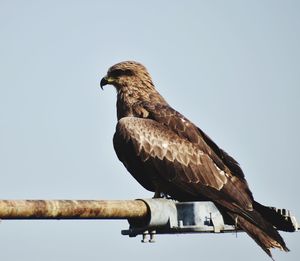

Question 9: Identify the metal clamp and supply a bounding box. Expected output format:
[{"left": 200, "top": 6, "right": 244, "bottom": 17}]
[{"left": 121, "top": 199, "right": 299, "bottom": 242}]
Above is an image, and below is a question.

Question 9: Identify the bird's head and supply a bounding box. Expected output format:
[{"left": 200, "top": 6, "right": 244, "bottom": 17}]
[{"left": 100, "top": 61, "right": 154, "bottom": 91}]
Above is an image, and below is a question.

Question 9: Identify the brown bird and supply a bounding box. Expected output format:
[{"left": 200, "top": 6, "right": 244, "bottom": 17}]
[{"left": 100, "top": 61, "right": 291, "bottom": 258}]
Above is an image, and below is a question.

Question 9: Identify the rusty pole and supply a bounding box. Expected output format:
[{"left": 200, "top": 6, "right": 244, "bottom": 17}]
[{"left": 0, "top": 200, "right": 149, "bottom": 220}]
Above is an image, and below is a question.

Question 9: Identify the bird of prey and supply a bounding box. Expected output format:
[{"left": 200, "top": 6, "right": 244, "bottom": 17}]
[{"left": 100, "top": 61, "right": 291, "bottom": 258}]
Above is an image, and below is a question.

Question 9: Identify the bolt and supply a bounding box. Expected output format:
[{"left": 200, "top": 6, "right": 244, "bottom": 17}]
[
  {"left": 149, "top": 230, "right": 156, "bottom": 243},
  {"left": 141, "top": 231, "right": 149, "bottom": 243}
]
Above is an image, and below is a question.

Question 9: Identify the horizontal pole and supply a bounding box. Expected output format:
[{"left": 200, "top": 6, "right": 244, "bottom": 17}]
[{"left": 0, "top": 200, "right": 149, "bottom": 220}]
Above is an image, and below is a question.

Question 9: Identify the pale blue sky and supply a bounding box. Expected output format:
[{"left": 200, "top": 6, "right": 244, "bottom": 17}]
[{"left": 0, "top": 1, "right": 299, "bottom": 260}]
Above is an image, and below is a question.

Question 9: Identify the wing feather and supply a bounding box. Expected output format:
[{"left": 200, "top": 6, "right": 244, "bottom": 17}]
[
  {"left": 141, "top": 102, "right": 254, "bottom": 203},
  {"left": 114, "top": 117, "right": 252, "bottom": 208}
]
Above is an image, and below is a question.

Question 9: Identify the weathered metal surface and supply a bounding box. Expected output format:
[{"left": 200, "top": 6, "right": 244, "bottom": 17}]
[
  {"left": 0, "top": 198, "right": 298, "bottom": 243},
  {"left": 0, "top": 200, "right": 148, "bottom": 219},
  {"left": 123, "top": 200, "right": 238, "bottom": 239}
]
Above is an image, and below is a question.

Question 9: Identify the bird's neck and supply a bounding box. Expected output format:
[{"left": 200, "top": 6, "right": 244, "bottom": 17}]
[{"left": 116, "top": 85, "right": 167, "bottom": 120}]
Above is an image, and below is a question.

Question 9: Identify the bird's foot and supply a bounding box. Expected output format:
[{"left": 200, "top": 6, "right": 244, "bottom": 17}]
[{"left": 152, "top": 191, "right": 170, "bottom": 199}]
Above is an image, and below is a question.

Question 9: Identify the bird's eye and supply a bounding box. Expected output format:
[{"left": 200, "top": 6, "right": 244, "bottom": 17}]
[
  {"left": 110, "top": 69, "right": 133, "bottom": 78},
  {"left": 110, "top": 69, "right": 123, "bottom": 77}
]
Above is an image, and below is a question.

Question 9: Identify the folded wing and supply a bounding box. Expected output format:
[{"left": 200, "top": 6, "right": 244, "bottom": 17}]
[{"left": 113, "top": 116, "right": 253, "bottom": 209}]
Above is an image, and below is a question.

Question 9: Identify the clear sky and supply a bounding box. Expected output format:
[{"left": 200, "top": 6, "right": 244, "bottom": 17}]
[{"left": 0, "top": 1, "right": 299, "bottom": 260}]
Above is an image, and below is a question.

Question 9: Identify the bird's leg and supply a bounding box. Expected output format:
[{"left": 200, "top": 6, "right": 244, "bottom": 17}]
[{"left": 153, "top": 191, "right": 162, "bottom": 198}]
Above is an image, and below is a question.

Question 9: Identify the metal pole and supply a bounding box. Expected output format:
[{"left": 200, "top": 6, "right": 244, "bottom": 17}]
[{"left": 0, "top": 200, "right": 148, "bottom": 220}]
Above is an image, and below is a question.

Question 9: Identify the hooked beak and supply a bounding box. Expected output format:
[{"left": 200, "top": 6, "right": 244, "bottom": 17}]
[
  {"left": 100, "top": 77, "right": 108, "bottom": 89},
  {"left": 100, "top": 76, "right": 114, "bottom": 90}
]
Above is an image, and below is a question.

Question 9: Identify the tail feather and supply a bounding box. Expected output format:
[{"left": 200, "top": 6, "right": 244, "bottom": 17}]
[
  {"left": 227, "top": 208, "right": 289, "bottom": 259},
  {"left": 254, "top": 201, "right": 297, "bottom": 232},
  {"left": 233, "top": 213, "right": 289, "bottom": 259},
  {"left": 215, "top": 198, "right": 291, "bottom": 258}
]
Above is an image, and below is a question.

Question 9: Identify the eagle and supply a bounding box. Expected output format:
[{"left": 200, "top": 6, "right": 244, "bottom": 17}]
[{"left": 100, "top": 61, "right": 291, "bottom": 258}]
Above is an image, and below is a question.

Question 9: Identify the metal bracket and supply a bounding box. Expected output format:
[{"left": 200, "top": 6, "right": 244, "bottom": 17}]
[{"left": 121, "top": 199, "right": 299, "bottom": 242}]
